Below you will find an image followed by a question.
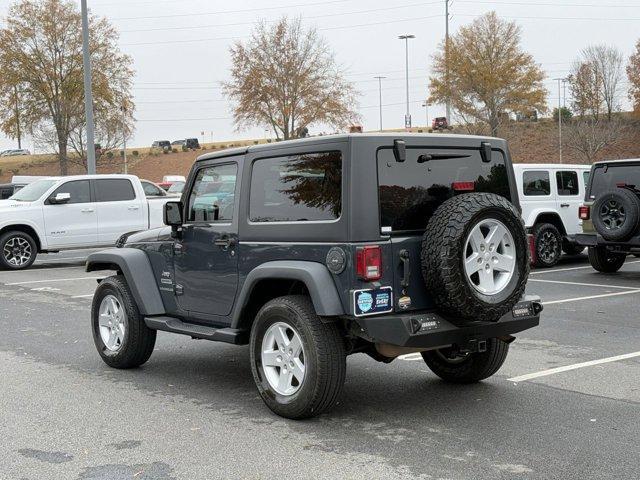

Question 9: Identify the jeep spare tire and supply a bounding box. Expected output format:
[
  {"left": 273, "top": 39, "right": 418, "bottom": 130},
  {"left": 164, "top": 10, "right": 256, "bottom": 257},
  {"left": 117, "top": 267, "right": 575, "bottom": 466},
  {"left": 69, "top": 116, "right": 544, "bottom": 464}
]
[
  {"left": 592, "top": 189, "right": 640, "bottom": 241},
  {"left": 421, "top": 193, "right": 529, "bottom": 323}
]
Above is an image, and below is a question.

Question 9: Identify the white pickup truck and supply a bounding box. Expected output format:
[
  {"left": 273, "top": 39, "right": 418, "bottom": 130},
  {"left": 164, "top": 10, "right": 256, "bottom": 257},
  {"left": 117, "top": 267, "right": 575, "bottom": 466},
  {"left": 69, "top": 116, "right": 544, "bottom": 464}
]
[{"left": 0, "top": 174, "right": 172, "bottom": 270}]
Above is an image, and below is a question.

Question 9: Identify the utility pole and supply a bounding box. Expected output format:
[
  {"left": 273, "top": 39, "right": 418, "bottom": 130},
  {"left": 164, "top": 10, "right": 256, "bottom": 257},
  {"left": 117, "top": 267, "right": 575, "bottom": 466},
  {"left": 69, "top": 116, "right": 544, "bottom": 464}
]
[
  {"left": 422, "top": 101, "right": 430, "bottom": 127},
  {"left": 374, "top": 76, "right": 386, "bottom": 131},
  {"left": 398, "top": 34, "right": 415, "bottom": 130},
  {"left": 13, "top": 85, "right": 21, "bottom": 149},
  {"left": 121, "top": 103, "right": 127, "bottom": 174},
  {"left": 445, "top": 0, "right": 451, "bottom": 124},
  {"left": 554, "top": 77, "right": 566, "bottom": 164},
  {"left": 81, "top": 0, "right": 96, "bottom": 174}
]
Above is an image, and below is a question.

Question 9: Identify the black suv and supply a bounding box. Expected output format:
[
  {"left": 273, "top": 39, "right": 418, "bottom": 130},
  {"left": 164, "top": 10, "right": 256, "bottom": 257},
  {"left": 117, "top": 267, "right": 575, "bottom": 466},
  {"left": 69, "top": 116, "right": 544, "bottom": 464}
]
[
  {"left": 576, "top": 159, "right": 640, "bottom": 272},
  {"left": 86, "top": 134, "right": 541, "bottom": 419}
]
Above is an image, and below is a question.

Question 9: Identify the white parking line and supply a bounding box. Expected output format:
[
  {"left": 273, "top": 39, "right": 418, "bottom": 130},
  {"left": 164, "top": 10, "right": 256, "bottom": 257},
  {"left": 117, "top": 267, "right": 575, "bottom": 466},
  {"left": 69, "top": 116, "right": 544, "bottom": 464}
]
[
  {"left": 71, "top": 294, "right": 94, "bottom": 298},
  {"left": 508, "top": 351, "right": 640, "bottom": 382},
  {"left": 5, "top": 276, "right": 103, "bottom": 286},
  {"left": 530, "top": 259, "right": 640, "bottom": 275},
  {"left": 529, "top": 278, "right": 639, "bottom": 290},
  {"left": 35, "top": 256, "right": 87, "bottom": 263},
  {"left": 0, "top": 266, "right": 83, "bottom": 273},
  {"left": 543, "top": 289, "right": 640, "bottom": 305}
]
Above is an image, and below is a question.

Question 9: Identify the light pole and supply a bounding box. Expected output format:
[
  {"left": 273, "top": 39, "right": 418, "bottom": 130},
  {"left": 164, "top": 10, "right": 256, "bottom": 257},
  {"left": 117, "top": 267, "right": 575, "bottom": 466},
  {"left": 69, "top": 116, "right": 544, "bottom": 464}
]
[
  {"left": 121, "top": 103, "right": 127, "bottom": 174},
  {"left": 445, "top": 0, "right": 451, "bottom": 123},
  {"left": 398, "top": 34, "right": 415, "bottom": 130},
  {"left": 553, "top": 77, "right": 567, "bottom": 164},
  {"left": 422, "top": 100, "right": 430, "bottom": 128},
  {"left": 374, "top": 76, "right": 386, "bottom": 131},
  {"left": 81, "top": 0, "right": 96, "bottom": 174}
]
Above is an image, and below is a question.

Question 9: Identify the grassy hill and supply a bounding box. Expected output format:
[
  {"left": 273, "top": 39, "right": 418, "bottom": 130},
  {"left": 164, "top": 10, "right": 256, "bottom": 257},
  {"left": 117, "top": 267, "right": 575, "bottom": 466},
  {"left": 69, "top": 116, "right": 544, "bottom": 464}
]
[{"left": 2, "top": 118, "right": 639, "bottom": 184}]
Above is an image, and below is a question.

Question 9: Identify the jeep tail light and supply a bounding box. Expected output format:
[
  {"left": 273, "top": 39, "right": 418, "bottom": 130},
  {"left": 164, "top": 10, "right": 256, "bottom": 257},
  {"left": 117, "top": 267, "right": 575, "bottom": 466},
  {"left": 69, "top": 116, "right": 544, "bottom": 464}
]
[
  {"left": 527, "top": 234, "right": 536, "bottom": 266},
  {"left": 356, "top": 245, "right": 382, "bottom": 281},
  {"left": 579, "top": 205, "right": 590, "bottom": 220},
  {"left": 452, "top": 181, "right": 475, "bottom": 192}
]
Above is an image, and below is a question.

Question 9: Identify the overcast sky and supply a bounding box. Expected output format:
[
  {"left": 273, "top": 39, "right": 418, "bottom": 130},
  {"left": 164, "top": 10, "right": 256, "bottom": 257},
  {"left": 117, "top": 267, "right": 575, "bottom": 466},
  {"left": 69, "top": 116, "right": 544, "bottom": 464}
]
[{"left": 0, "top": 0, "right": 639, "bottom": 152}]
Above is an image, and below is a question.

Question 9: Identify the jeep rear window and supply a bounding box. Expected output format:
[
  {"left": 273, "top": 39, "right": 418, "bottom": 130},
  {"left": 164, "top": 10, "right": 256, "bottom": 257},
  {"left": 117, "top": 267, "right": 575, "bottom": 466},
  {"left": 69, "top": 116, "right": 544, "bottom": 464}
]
[
  {"left": 250, "top": 151, "right": 342, "bottom": 223},
  {"left": 377, "top": 147, "right": 510, "bottom": 232},
  {"left": 588, "top": 164, "right": 640, "bottom": 199}
]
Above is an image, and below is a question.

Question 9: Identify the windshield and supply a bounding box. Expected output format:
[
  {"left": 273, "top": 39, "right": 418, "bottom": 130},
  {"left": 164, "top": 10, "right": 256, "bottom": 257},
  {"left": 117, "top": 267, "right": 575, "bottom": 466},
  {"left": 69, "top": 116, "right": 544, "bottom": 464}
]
[
  {"left": 588, "top": 164, "right": 640, "bottom": 200},
  {"left": 9, "top": 179, "right": 58, "bottom": 202}
]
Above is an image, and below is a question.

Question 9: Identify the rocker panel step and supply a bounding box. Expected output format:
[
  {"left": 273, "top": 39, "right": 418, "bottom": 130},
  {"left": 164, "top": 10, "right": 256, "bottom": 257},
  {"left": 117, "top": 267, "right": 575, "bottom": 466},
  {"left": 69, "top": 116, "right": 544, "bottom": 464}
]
[{"left": 144, "top": 316, "right": 248, "bottom": 345}]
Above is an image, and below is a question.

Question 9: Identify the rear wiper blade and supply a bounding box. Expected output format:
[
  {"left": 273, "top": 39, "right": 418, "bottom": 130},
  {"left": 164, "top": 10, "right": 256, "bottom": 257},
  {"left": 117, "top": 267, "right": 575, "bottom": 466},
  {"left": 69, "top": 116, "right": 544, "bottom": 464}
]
[{"left": 417, "top": 154, "right": 471, "bottom": 163}]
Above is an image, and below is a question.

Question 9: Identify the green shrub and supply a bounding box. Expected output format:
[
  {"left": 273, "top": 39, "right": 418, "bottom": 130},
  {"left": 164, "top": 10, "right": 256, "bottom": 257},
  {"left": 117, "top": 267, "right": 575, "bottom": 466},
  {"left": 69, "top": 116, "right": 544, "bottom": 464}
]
[
  {"left": 132, "top": 150, "right": 139, "bottom": 156},
  {"left": 182, "top": 145, "right": 188, "bottom": 152},
  {"left": 163, "top": 149, "right": 169, "bottom": 154},
  {"left": 120, "top": 150, "right": 125, "bottom": 157},
  {"left": 254, "top": 140, "right": 259, "bottom": 145},
  {"left": 106, "top": 151, "right": 114, "bottom": 159},
  {"left": 172, "top": 148, "right": 178, "bottom": 153}
]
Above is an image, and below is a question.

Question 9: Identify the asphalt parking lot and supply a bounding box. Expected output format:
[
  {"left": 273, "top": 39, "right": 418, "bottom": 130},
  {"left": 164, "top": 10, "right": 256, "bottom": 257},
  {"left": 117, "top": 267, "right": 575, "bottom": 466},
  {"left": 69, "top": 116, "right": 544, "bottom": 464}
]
[{"left": 1, "top": 251, "right": 639, "bottom": 479}]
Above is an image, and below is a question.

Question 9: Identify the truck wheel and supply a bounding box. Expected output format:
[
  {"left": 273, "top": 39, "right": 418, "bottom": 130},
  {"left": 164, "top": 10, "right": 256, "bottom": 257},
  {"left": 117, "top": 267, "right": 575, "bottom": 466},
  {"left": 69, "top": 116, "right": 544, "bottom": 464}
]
[
  {"left": 91, "top": 275, "right": 156, "bottom": 369},
  {"left": 422, "top": 193, "right": 529, "bottom": 323},
  {"left": 0, "top": 230, "right": 37, "bottom": 270},
  {"left": 588, "top": 247, "right": 626, "bottom": 273},
  {"left": 422, "top": 339, "right": 509, "bottom": 383},
  {"left": 249, "top": 295, "right": 346, "bottom": 419},
  {"left": 532, "top": 223, "right": 562, "bottom": 268},
  {"left": 592, "top": 189, "right": 640, "bottom": 241}
]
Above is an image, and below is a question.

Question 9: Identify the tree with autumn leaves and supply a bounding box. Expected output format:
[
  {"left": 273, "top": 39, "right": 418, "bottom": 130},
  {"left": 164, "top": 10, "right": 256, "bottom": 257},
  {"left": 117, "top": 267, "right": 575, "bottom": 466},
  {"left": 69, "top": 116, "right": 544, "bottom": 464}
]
[
  {"left": 224, "top": 18, "right": 359, "bottom": 141},
  {"left": 0, "top": 0, "right": 134, "bottom": 174},
  {"left": 428, "top": 12, "right": 547, "bottom": 136}
]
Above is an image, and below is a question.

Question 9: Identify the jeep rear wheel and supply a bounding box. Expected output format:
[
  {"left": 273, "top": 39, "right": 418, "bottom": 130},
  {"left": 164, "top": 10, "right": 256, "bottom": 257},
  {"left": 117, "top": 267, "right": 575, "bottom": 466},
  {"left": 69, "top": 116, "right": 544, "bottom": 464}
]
[
  {"left": 422, "top": 339, "right": 510, "bottom": 383},
  {"left": 588, "top": 247, "right": 626, "bottom": 273},
  {"left": 532, "top": 223, "right": 562, "bottom": 268},
  {"left": 249, "top": 295, "right": 346, "bottom": 419},
  {"left": 421, "top": 193, "right": 529, "bottom": 323}
]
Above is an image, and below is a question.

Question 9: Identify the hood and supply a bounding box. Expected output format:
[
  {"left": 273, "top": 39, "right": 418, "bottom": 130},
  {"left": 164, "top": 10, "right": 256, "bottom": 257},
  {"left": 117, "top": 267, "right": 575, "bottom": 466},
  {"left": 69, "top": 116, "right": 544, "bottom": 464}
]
[{"left": 123, "top": 226, "right": 172, "bottom": 245}]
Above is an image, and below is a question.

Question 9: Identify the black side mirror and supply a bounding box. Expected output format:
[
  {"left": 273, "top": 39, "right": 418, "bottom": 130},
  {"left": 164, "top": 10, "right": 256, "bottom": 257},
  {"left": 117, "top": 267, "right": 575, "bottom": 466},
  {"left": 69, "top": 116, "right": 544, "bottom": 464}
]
[
  {"left": 393, "top": 139, "right": 406, "bottom": 162},
  {"left": 164, "top": 201, "right": 183, "bottom": 228}
]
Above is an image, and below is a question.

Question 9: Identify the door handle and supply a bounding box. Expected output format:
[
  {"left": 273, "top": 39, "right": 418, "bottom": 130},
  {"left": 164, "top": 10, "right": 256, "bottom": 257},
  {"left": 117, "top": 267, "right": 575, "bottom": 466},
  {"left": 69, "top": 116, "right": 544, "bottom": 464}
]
[
  {"left": 128, "top": 205, "right": 140, "bottom": 210},
  {"left": 81, "top": 208, "right": 94, "bottom": 213},
  {"left": 214, "top": 236, "right": 235, "bottom": 248},
  {"left": 560, "top": 203, "right": 570, "bottom": 208}
]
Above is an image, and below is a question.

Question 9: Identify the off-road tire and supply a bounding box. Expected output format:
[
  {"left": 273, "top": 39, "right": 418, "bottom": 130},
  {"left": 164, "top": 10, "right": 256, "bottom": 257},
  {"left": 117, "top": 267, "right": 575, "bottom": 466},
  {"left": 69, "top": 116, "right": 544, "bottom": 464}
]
[
  {"left": 421, "top": 193, "right": 529, "bottom": 323},
  {"left": 562, "top": 242, "right": 585, "bottom": 256},
  {"left": 422, "top": 338, "right": 510, "bottom": 383},
  {"left": 532, "top": 223, "right": 563, "bottom": 268},
  {"left": 0, "top": 230, "right": 37, "bottom": 270},
  {"left": 250, "top": 295, "right": 346, "bottom": 419},
  {"left": 588, "top": 247, "right": 626, "bottom": 273},
  {"left": 592, "top": 189, "right": 640, "bottom": 241},
  {"left": 91, "top": 275, "right": 156, "bottom": 369}
]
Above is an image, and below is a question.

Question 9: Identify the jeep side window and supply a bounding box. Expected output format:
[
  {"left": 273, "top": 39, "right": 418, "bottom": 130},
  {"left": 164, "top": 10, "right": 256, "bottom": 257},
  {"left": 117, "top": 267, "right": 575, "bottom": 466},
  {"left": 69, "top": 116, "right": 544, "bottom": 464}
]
[
  {"left": 187, "top": 163, "right": 237, "bottom": 222},
  {"left": 556, "top": 171, "right": 579, "bottom": 196},
  {"left": 523, "top": 171, "right": 550, "bottom": 196},
  {"left": 249, "top": 151, "right": 342, "bottom": 222},
  {"left": 50, "top": 180, "right": 91, "bottom": 204}
]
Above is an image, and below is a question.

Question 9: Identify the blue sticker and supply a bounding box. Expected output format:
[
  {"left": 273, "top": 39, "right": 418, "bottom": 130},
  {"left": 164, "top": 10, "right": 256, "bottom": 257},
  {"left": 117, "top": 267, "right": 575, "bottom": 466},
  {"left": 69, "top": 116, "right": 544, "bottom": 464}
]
[{"left": 357, "top": 292, "right": 374, "bottom": 313}]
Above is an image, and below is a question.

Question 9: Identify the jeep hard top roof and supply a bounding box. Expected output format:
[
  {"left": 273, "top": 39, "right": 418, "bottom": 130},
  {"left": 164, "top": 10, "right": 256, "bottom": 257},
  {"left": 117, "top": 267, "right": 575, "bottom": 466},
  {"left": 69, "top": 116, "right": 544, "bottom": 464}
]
[
  {"left": 592, "top": 158, "right": 640, "bottom": 167},
  {"left": 196, "top": 133, "right": 507, "bottom": 163}
]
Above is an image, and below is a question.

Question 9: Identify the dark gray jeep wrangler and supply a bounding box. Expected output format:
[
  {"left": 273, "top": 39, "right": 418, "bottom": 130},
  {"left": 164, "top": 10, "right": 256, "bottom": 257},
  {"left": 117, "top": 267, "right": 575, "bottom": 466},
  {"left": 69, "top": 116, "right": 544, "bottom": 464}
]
[{"left": 86, "top": 133, "right": 542, "bottom": 419}]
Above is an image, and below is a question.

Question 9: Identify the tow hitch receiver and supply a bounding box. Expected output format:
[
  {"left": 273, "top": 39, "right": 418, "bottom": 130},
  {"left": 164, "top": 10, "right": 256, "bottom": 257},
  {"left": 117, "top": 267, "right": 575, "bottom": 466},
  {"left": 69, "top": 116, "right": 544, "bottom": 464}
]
[{"left": 460, "top": 338, "right": 487, "bottom": 354}]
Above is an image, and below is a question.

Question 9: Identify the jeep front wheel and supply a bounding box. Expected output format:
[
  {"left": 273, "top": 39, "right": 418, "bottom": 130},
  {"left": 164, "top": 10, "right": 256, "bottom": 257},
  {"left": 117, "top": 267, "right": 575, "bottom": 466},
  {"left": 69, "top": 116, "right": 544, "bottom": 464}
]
[
  {"left": 249, "top": 295, "right": 346, "bottom": 419},
  {"left": 588, "top": 247, "right": 626, "bottom": 273},
  {"left": 422, "top": 339, "right": 510, "bottom": 383}
]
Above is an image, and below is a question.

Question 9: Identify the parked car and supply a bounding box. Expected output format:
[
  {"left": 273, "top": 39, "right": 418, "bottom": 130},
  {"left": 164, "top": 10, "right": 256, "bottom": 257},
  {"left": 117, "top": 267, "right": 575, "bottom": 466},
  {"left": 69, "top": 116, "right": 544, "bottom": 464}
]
[
  {"left": 576, "top": 159, "right": 640, "bottom": 272},
  {"left": 171, "top": 140, "right": 186, "bottom": 146},
  {"left": 0, "top": 149, "right": 31, "bottom": 157},
  {"left": 140, "top": 180, "right": 168, "bottom": 197},
  {"left": 513, "top": 163, "right": 591, "bottom": 268},
  {"left": 431, "top": 117, "right": 449, "bottom": 131},
  {"left": 185, "top": 138, "right": 200, "bottom": 149},
  {"left": 167, "top": 181, "right": 185, "bottom": 195},
  {"left": 0, "top": 175, "right": 49, "bottom": 199},
  {"left": 151, "top": 140, "right": 171, "bottom": 151},
  {"left": 0, "top": 183, "right": 16, "bottom": 200},
  {"left": 86, "top": 133, "right": 542, "bottom": 419},
  {"left": 158, "top": 175, "right": 186, "bottom": 191},
  {"left": 0, "top": 175, "right": 172, "bottom": 270}
]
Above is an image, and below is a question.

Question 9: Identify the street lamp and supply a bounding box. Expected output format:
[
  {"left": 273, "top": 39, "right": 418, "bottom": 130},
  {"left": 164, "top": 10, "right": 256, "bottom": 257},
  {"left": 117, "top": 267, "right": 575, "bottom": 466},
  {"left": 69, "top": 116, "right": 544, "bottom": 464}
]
[
  {"left": 553, "top": 77, "right": 568, "bottom": 164},
  {"left": 374, "top": 76, "right": 386, "bottom": 131},
  {"left": 422, "top": 100, "right": 430, "bottom": 128},
  {"left": 398, "top": 34, "right": 415, "bottom": 130}
]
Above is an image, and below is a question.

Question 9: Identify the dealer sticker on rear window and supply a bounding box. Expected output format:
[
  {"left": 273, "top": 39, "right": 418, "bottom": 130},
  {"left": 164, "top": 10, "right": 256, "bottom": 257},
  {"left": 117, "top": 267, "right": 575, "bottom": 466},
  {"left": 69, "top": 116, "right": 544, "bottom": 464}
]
[{"left": 353, "top": 287, "right": 393, "bottom": 317}]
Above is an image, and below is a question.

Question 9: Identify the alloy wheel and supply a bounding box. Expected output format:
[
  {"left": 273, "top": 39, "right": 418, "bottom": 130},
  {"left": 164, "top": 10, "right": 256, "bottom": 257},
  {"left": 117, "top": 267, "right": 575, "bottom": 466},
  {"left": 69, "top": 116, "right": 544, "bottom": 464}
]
[
  {"left": 261, "top": 322, "right": 306, "bottom": 396},
  {"left": 600, "top": 200, "right": 626, "bottom": 231},
  {"left": 98, "top": 295, "right": 127, "bottom": 352},
  {"left": 2, "top": 236, "right": 32, "bottom": 267},
  {"left": 538, "top": 230, "right": 560, "bottom": 264}
]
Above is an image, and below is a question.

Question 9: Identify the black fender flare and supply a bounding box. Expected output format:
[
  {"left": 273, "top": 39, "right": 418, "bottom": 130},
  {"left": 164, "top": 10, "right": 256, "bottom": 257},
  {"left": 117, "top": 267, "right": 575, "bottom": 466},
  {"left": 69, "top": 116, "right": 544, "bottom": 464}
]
[
  {"left": 86, "top": 248, "right": 165, "bottom": 316},
  {"left": 231, "top": 260, "right": 345, "bottom": 328}
]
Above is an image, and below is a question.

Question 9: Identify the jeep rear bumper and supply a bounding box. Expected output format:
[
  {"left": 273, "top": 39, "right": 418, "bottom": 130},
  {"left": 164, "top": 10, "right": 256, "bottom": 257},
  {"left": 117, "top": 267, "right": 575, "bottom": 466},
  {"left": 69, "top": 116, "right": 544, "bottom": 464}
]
[
  {"left": 576, "top": 233, "right": 640, "bottom": 251},
  {"left": 352, "top": 297, "right": 542, "bottom": 349}
]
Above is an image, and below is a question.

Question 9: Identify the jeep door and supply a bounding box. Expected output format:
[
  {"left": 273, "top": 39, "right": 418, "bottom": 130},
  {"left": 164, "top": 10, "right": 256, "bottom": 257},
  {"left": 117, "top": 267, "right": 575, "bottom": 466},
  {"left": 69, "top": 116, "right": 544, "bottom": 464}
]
[{"left": 173, "top": 160, "right": 240, "bottom": 318}]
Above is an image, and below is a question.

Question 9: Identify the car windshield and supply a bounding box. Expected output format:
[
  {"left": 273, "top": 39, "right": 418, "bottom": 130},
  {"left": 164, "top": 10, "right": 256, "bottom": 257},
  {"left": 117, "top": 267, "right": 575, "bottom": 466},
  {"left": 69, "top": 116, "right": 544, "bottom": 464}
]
[
  {"left": 9, "top": 179, "right": 58, "bottom": 201},
  {"left": 167, "top": 181, "right": 185, "bottom": 193},
  {"left": 588, "top": 164, "right": 640, "bottom": 199}
]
